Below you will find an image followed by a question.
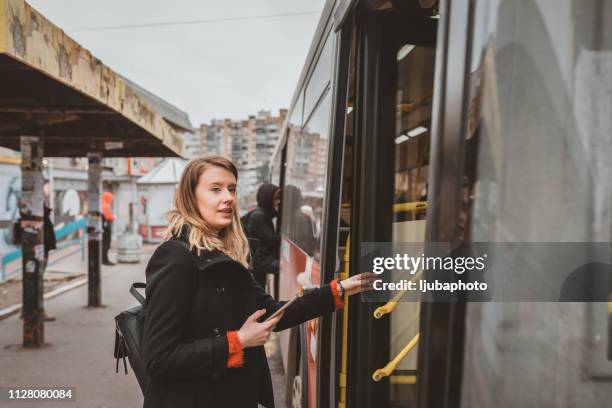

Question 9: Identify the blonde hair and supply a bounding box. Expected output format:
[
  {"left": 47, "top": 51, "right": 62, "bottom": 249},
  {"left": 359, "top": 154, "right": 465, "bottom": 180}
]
[{"left": 164, "top": 155, "right": 250, "bottom": 268}]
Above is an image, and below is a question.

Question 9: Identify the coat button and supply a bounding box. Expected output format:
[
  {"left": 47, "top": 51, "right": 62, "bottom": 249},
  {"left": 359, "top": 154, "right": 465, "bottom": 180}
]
[
  {"left": 213, "top": 327, "right": 221, "bottom": 337},
  {"left": 216, "top": 286, "right": 225, "bottom": 295}
]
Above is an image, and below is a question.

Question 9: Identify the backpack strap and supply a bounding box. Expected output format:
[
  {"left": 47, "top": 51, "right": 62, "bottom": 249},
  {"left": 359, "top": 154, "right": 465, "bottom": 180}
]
[
  {"left": 128, "top": 240, "right": 197, "bottom": 307},
  {"left": 130, "top": 283, "right": 146, "bottom": 306}
]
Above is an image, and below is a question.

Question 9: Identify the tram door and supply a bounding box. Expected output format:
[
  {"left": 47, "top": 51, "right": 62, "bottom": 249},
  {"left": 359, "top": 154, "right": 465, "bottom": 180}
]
[
  {"left": 341, "top": 3, "right": 438, "bottom": 408},
  {"left": 385, "top": 15, "right": 437, "bottom": 408}
]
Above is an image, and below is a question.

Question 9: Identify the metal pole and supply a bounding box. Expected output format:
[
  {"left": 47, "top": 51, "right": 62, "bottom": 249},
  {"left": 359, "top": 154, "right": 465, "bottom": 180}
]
[
  {"left": 20, "top": 135, "right": 45, "bottom": 348},
  {"left": 87, "top": 152, "right": 102, "bottom": 307}
]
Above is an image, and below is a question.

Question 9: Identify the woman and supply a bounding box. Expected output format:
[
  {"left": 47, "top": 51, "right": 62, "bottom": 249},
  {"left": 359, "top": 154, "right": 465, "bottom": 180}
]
[{"left": 142, "top": 156, "right": 375, "bottom": 408}]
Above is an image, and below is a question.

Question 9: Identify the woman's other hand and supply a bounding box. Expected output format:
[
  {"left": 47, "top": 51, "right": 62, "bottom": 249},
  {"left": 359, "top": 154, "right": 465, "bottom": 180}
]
[
  {"left": 340, "top": 272, "right": 378, "bottom": 296},
  {"left": 237, "top": 309, "right": 283, "bottom": 348}
]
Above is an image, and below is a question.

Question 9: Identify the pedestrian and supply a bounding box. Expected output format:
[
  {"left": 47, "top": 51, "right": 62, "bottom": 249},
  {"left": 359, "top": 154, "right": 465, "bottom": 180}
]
[
  {"left": 102, "top": 191, "right": 115, "bottom": 266},
  {"left": 243, "top": 183, "right": 281, "bottom": 289},
  {"left": 142, "top": 155, "right": 376, "bottom": 408},
  {"left": 40, "top": 203, "right": 57, "bottom": 321}
]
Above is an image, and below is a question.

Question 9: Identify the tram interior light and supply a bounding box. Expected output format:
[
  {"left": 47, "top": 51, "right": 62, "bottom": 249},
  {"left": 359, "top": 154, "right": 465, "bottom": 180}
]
[
  {"left": 396, "top": 126, "right": 428, "bottom": 144},
  {"left": 397, "top": 44, "right": 416, "bottom": 61},
  {"left": 407, "top": 126, "right": 428, "bottom": 138},
  {"left": 395, "top": 134, "right": 410, "bottom": 144}
]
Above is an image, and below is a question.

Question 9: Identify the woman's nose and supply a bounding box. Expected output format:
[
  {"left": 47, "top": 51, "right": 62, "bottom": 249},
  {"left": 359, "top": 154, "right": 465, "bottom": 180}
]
[{"left": 221, "top": 190, "right": 234, "bottom": 202}]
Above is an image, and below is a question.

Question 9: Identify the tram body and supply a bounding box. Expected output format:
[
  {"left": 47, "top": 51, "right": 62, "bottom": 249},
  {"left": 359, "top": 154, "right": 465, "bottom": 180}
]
[{"left": 269, "top": 0, "right": 612, "bottom": 407}]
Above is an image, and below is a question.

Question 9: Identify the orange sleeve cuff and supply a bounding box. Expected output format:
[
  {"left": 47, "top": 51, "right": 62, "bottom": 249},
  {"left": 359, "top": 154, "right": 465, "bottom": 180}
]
[
  {"left": 226, "top": 331, "right": 244, "bottom": 368},
  {"left": 330, "top": 279, "right": 345, "bottom": 309}
]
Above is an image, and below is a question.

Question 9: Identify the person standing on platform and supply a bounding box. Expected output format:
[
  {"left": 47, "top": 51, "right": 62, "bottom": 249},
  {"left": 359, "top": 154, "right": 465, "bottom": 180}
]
[
  {"left": 141, "top": 156, "right": 376, "bottom": 408},
  {"left": 40, "top": 203, "right": 57, "bottom": 321},
  {"left": 102, "top": 191, "right": 115, "bottom": 266},
  {"left": 243, "top": 184, "right": 282, "bottom": 289}
]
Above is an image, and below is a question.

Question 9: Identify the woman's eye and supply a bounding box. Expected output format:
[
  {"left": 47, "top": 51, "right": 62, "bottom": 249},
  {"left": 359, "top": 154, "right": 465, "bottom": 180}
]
[{"left": 212, "top": 187, "right": 221, "bottom": 192}]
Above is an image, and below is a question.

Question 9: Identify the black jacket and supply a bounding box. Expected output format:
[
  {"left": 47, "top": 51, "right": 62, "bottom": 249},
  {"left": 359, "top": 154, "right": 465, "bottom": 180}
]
[
  {"left": 247, "top": 208, "right": 280, "bottom": 273},
  {"left": 142, "top": 238, "right": 337, "bottom": 408},
  {"left": 246, "top": 184, "right": 280, "bottom": 274}
]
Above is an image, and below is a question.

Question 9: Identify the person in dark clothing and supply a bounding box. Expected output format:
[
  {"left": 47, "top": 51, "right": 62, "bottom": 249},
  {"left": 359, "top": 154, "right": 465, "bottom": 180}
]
[
  {"left": 142, "top": 156, "right": 376, "bottom": 408},
  {"left": 102, "top": 191, "right": 115, "bottom": 265},
  {"left": 43, "top": 205, "right": 57, "bottom": 259},
  {"left": 41, "top": 204, "right": 58, "bottom": 321},
  {"left": 244, "top": 184, "right": 281, "bottom": 288}
]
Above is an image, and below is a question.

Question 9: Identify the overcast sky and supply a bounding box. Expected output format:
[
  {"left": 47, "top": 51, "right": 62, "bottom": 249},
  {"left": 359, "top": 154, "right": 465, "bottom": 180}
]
[{"left": 28, "top": 0, "right": 326, "bottom": 127}]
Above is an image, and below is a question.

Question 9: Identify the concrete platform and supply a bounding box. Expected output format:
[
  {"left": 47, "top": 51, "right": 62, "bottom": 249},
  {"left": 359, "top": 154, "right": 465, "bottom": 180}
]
[{"left": 0, "top": 243, "right": 287, "bottom": 408}]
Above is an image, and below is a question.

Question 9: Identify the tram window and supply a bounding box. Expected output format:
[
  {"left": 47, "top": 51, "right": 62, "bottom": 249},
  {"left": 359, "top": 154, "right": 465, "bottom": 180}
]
[
  {"left": 304, "top": 33, "right": 333, "bottom": 123},
  {"left": 337, "top": 22, "right": 358, "bottom": 262},
  {"left": 460, "top": 0, "right": 612, "bottom": 406},
  {"left": 271, "top": 145, "right": 282, "bottom": 186},
  {"left": 282, "top": 92, "right": 332, "bottom": 261},
  {"left": 290, "top": 89, "right": 304, "bottom": 129}
]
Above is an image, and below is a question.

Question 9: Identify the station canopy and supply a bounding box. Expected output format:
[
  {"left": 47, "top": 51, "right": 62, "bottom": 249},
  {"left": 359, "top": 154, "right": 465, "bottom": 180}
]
[
  {"left": 0, "top": 0, "right": 190, "bottom": 157},
  {"left": 137, "top": 158, "right": 187, "bottom": 185}
]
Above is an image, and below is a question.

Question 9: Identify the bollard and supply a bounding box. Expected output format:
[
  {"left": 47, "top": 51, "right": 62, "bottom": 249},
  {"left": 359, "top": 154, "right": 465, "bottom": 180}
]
[{"left": 117, "top": 202, "right": 142, "bottom": 263}]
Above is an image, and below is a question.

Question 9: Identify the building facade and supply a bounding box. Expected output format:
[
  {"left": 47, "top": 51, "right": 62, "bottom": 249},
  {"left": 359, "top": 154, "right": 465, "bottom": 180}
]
[{"left": 199, "top": 109, "right": 287, "bottom": 209}]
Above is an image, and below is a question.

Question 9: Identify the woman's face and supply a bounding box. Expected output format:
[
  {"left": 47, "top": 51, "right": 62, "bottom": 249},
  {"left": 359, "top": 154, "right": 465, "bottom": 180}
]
[{"left": 195, "top": 166, "right": 237, "bottom": 232}]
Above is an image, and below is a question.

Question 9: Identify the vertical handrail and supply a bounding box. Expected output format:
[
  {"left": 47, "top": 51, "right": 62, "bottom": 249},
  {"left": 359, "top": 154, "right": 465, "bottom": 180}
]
[{"left": 338, "top": 235, "right": 350, "bottom": 408}]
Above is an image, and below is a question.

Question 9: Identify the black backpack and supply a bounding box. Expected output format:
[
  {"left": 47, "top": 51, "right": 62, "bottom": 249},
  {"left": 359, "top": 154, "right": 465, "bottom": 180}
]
[
  {"left": 114, "top": 240, "right": 194, "bottom": 394},
  {"left": 114, "top": 282, "right": 149, "bottom": 393}
]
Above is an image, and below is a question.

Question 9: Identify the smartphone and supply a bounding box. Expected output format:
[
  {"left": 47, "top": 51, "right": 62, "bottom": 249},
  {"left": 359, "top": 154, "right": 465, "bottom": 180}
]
[{"left": 264, "top": 295, "right": 299, "bottom": 322}]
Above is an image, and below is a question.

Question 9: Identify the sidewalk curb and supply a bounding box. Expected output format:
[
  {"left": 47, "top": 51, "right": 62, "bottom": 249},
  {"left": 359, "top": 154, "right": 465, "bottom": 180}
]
[{"left": 0, "top": 278, "right": 88, "bottom": 321}]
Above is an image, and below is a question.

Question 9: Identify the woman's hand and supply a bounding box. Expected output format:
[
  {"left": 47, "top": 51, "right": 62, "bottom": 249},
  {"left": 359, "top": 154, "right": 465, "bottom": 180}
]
[
  {"left": 237, "top": 309, "right": 284, "bottom": 349},
  {"left": 340, "top": 272, "right": 378, "bottom": 296}
]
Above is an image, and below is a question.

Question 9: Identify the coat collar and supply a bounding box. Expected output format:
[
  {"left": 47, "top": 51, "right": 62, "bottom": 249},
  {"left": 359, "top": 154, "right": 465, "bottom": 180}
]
[
  {"left": 170, "top": 236, "right": 246, "bottom": 273},
  {"left": 193, "top": 250, "right": 236, "bottom": 273}
]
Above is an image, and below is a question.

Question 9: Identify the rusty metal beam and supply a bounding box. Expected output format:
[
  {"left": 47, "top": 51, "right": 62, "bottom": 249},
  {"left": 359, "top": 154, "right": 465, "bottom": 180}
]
[
  {"left": 20, "top": 135, "right": 45, "bottom": 348},
  {"left": 0, "top": 0, "right": 184, "bottom": 156},
  {"left": 0, "top": 135, "right": 157, "bottom": 143},
  {"left": 0, "top": 108, "right": 116, "bottom": 115}
]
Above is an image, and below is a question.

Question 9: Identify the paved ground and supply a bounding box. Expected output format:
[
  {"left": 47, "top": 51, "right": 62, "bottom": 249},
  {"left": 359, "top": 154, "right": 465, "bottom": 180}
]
[{"left": 0, "top": 244, "right": 287, "bottom": 408}]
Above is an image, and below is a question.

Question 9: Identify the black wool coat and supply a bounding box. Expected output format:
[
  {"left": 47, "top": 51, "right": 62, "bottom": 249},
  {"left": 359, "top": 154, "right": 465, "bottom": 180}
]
[{"left": 142, "top": 238, "right": 337, "bottom": 408}]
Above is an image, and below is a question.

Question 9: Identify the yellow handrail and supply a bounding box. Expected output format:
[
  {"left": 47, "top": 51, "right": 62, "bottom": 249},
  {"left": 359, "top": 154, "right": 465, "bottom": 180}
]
[
  {"left": 393, "top": 201, "right": 427, "bottom": 213},
  {"left": 372, "top": 333, "right": 420, "bottom": 382},
  {"left": 390, "top": 375, "right": 417, "bottom": 385},
  {"left": 373, "top": 270, "right": 423, "bottom": 319},
  {"left": 345, "top": 201, "right": 426, "bottom": 213},
  {"left": 338, "top": 235, "right": 350, "bottom": 408}
]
